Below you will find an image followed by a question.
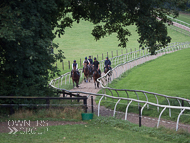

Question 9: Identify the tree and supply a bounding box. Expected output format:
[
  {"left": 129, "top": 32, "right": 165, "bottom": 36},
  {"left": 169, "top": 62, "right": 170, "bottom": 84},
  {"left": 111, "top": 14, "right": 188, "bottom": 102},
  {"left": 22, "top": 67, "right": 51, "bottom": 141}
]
[
  {"left": 0, "top": 0, "right": 65, "bottom": 96},
  {"left": 58, "top": 0, "right": 188, "bottom": 54},
  {"left": 0, "top": 0, "right": 188, "bottom": 97}
]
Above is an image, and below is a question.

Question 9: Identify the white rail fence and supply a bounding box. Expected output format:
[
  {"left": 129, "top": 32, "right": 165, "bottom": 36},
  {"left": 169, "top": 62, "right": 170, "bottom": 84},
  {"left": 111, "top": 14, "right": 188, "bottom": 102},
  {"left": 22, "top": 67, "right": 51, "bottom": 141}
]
[
  {"left": 168, "top": 25, "right": 190, "bottom": 36},
  {"left": 49, "top": 42, "right": 190, "bottom": 131},
  {"left": 167, "top": 15, "right": 190, "bottom": 29}
]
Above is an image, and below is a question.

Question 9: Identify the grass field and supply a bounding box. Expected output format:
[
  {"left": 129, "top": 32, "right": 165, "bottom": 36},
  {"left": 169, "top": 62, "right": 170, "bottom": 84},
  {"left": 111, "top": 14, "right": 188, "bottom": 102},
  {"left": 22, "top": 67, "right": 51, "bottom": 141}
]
[
  {"left": 52, "top": 13, "right": 190, "bottom": 75},
  {"left": 0, "top": 116, "right": 189, "bottom": 143}
]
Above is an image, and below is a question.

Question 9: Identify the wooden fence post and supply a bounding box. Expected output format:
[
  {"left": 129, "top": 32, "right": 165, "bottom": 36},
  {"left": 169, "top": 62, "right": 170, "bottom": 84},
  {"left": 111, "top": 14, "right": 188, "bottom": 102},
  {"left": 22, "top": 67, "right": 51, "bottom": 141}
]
[
  {"left": 135, "top": 48, "right": 136, "bottom": 58},
  {"left": 62, "top": 61, "right": 64, "bottom": 70},
  {"left": 139, "top": 105, "right": 141, "bottom": 127},
  {"left": 68, "top": 61, "right": 70, "bottom": 69}
]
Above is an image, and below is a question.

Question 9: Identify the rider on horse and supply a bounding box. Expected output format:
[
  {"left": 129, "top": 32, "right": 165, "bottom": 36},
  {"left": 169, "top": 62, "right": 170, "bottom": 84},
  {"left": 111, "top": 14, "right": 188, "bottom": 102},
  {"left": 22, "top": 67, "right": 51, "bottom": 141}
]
[
  {"left": 71, "top": 60, "right": 80, "bottom": 77},
  {"left": 88, "top": 56, "right": 93, "bottom": 73},
  {"left": 104, "top": 57, "right": 112, "bottom": 72},
  {"left": 88, "top": 56, "right": 93, "bottom": 65},
  {"left": 93, "top": 57, "right": 101, "bottom": 76},
  {"left": 82, "top": 57, "right": 90, "bottom": 72}
]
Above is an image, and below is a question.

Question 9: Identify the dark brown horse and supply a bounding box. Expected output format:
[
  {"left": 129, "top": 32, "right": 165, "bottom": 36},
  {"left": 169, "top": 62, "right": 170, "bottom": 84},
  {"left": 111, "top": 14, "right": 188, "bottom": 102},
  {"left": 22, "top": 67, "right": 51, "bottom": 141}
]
[
  {"left": 83, "top": 62, "right": 89, "bottom": 82},
  {"left": 93, "top": 69, "right": 101, "bottom": 89},
  {"left": 71, "top": 67, "right": 80, "bottom": 88},
  {"left": 104, "top": 65, "right": 112, "bottom": 82}
]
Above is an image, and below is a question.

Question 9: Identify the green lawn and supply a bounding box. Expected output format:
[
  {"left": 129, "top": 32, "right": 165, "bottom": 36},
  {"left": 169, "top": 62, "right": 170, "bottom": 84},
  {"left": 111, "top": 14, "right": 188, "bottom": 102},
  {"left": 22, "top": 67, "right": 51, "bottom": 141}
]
[{"left": 0, "top": 117, "right": 189, "bottom": 143}]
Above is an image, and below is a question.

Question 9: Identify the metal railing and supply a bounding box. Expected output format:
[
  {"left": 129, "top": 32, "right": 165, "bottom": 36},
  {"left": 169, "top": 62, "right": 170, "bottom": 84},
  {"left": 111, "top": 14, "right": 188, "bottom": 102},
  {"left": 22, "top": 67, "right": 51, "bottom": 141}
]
[{"left": 49, "top": 42, "right": 190, "bottom": 131}]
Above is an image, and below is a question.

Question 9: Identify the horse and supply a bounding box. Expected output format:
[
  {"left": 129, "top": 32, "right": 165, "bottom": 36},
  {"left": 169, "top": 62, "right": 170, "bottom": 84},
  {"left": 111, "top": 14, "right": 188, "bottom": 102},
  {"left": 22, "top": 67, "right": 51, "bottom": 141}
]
[
  {"left": 83, "top": 62, "right": 89, "bottom": 82},
  {"left": 71, "top": 67, "right": 80, "bottom": 88},
  {"left": 104, "top": 65, "right": 112, "bottom": 82},
  {"left": 93, "top": 68, "right": 101, "bottom": 89},
  {"left": 88, "top": 64, "right": 93, "bottom": 81}
]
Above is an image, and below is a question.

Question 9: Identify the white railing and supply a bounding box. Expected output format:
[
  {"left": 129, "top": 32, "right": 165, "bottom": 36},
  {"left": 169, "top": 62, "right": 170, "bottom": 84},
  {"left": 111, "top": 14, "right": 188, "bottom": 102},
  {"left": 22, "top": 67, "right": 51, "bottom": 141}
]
[
  {"left": 168, "top": 25, "right": 190, "bottom": 36},
  {"left": 49, "top": 42, "right": 190, "bottom": 131},
  {"left": 167, "top": 15, "right": 190, "bottom": 29},
  {"left": 49, "top": 86, "right": 190, "bottom": 131}
]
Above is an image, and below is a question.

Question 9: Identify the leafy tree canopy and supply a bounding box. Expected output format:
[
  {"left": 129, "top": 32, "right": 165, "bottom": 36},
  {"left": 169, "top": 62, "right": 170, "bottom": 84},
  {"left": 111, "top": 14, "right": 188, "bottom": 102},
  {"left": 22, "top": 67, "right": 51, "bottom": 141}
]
[{"left": 0, "top": 0, "right": 188, "bottom": 96}]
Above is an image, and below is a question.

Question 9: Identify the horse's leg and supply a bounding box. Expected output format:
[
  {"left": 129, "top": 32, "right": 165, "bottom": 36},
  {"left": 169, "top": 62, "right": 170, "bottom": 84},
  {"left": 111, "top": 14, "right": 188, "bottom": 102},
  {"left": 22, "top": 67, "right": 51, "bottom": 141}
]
[
  {"left": 97, "top": 81, "right": 99, "bottom": 88},
  {"left": 76, "top": 82, "right": 78, "bottom": 88},
  {"left": 86, "top": 75, "right": 88, "bottom": 82},
  {"left": 94, "top": 81, "right": 96, "bottom": 89}
]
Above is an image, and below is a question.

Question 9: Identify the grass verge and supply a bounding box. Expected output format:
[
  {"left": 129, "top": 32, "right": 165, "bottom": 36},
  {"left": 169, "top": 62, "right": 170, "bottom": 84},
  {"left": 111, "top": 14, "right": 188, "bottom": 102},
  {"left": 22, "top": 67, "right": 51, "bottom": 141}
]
[{"left": 0, "top": 116, "right": 189, "bottom": 143}]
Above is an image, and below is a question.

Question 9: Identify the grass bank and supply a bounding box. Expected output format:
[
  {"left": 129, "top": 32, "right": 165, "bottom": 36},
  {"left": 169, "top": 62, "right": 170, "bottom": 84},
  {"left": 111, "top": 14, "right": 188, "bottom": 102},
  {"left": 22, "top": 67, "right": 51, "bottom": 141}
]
[{"left": 0, "top": 116, "right": 189, "bottom": 143}]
